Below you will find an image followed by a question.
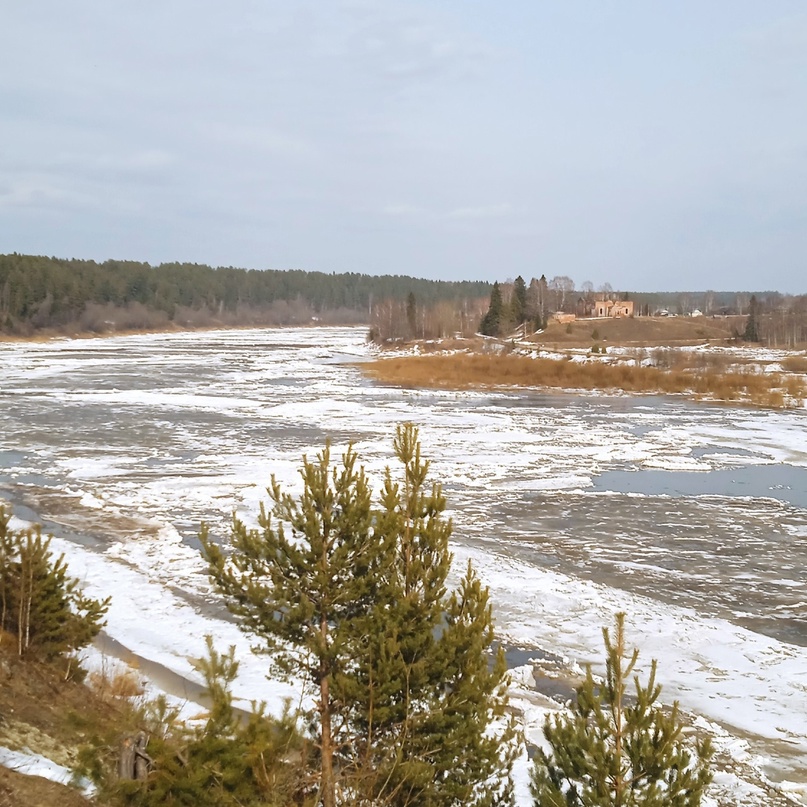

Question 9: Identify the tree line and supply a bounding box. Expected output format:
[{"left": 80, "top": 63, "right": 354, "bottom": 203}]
[
  {"left": 0, "top": 254, "right": 489, "bottom": 335},
  {"left": 4, "top": 253, "right": 804, "bottom": 347},
  {"left": 2, "top": 426, "right": 713, "bottom": 806},
  {"left": 476, "top": 276, "right": 807, "bottom": 347}
]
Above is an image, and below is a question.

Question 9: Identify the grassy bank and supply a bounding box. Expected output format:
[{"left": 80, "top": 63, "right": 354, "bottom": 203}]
[
  {"left": 362, "top": 352, "right": 807, "bottom": 408},
  {"left": 0, "top": 637, "right": 138, "bottom": 806}
]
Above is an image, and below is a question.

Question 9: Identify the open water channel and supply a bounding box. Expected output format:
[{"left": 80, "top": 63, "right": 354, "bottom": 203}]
[{"left": 1, "top": 326, "right": 806, "bottom": 801}]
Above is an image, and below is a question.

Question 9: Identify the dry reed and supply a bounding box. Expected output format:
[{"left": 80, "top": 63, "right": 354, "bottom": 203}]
[
  {"left": 782, "top": 355, "right": 807, "bottom": 374},
  {"left": 88, "top": 660, "right": 145, "bottom": 703},
  {"left": 362, "top": 354, "right": 807, "bottom": 409}
]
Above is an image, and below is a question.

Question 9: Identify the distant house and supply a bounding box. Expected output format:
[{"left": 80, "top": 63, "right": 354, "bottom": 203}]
[
  {"left": 690, "top": 309, "right": 703, "bottom": 317},
  {"left": 587, "top": 299, "right": 634, "bottom": 318}
]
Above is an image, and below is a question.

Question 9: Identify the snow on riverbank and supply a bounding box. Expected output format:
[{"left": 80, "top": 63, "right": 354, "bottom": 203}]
[
  {"left": 0, "top": 746, "right": 96, "bottom": 797},
  {"left": 8, "top": 511, "right": 803, "bottom": 805}
]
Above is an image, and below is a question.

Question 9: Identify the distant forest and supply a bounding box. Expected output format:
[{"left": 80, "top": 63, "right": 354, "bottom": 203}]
[
  {"left": 1, "top": 254, "right": 805, "bottom": 347},
  {"left": 0, "top": 254, "right": 490, "bottom": 337}
]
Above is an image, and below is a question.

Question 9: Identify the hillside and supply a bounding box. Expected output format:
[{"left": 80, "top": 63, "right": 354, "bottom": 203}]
[
  {"left": 0, "top": 641, "right": 125, "bottom": 806},
  {"left": 531, "top": 314, "right": 743, "bottom": 348}
]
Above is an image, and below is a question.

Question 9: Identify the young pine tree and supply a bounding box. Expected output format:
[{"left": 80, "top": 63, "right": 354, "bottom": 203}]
[
  {"left": 107, "top": 637, "right": 304, "bottom": 807},
  {"left": 344, "top": 425, "right": 516, "bottom": 807},
  {"left": 0, "top": 506, "right": 109, "bottom": 663},
  {"left": 203, "top": 443, "right": 389, "bottom": 807},
  {"left": 203, "top": 426, "right": 515, "bottom": 807},
  {"left": 531, "top": 613, "right": 712, "bottom": 807}
]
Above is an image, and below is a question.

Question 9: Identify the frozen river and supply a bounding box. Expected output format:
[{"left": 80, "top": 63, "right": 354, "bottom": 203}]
[{"left": 1, "top": 326, "right": 806, "bottom": 802}]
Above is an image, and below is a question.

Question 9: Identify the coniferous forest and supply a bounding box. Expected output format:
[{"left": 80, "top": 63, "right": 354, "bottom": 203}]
[
  {"left": 0, "top": 254, "right": 489, "bottom": 336},
  {"left": 4, "top": 253, "right": 807, "bottom": 349}
]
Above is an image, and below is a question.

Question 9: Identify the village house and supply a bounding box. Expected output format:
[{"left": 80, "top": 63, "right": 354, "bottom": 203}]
[
  {"left": 595, "top": 299, "right": 634, "bottom": 318},
  {"left": 577, "top": 298, "right": 635, "bottom": 318}
]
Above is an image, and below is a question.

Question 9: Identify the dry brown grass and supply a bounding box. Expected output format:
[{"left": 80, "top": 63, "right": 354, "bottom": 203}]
[
  {"left": 362, "top": 353, "right": 807, "bottom": 409},
  {"left": 533, "top": 315, "right": 742, "bottom": 349},
  {"left": 88, "top": 659, "right": 145, "bottom": 703},
  {"left": 0, "top": 644, "right": 129, "bottom": 807},
  {"left": 782, "top": 355, "right": 807, "bottom": 374}
]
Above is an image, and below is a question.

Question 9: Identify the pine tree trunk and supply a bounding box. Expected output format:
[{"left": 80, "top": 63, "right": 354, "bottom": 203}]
[
  {"left": 118, "top": 735, "right": 136, "bottom": 779},
  {"left": 611, "top": 618, "right": 627, "bottom": 806},
  {"left": 18, "top": 550, "right": 31, "bottom": 657},
  {"left": 24, "top": 553, "right": 33, "bottom": 655},
  {"left": 319, "top": 615, "right": 335, "bottom": 807}
]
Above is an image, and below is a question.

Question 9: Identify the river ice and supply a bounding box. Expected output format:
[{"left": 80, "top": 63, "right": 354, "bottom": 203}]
[{"left": 1, "top": 326, "right": 806, "bottom": 804}]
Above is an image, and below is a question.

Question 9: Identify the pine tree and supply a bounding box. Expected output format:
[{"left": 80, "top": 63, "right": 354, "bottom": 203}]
[
  {"left": 344, "top": 426, "right": 516, "bottom": 806},
  {"left": 107, "top": 637, "right": 304, "bottom": 807},
  {"left": 480, "top": 282, "right": 504, "bottom": 336},
  {"left": 0, "top": 506, "right": 109, "bottom": 663},
  {"left": 203, "top": 443, "right": 381, "bottom": 807},
  {"left": 531, "top": 613, "right": 712, "bottom": 807},
  {"left": 203, "top": 426, "right": 515, "bottom": 807}
]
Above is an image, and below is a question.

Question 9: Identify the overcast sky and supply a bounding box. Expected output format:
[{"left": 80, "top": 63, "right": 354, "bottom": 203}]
[{"left": 2, "top": 2, "right": 806, "bottom": 292}]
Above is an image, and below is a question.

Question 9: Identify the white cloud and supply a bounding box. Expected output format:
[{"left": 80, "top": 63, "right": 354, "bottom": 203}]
[
  {"left": 382, "top": 203, "right": 424, "bottom": 217},
  {"left": 448, "top": 203, "right": 513, "bottom": 220},
  {"left": 0, "top": 178, "right": 93, "bottom": 210},
  {"left": 204, "top": 123, "right": 319, "bottom": 161}
]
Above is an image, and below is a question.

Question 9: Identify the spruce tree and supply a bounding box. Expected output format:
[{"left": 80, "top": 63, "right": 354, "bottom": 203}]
[
  {"left": 743, "top": 295, "right": 760, "bottom": 342},
  {"left": 512, "top": 276, "right": 528, "bottom": 330},
  {"left": 531, "top": 613, "right": 712, "bottom": 807},
  {"left": 479, "top": 282, "right": 504, "bottom": 336},
  {"left": 537, "top": 274, "right": 549, "bottom": 330},
  {"left": 203, "top": 426, "right": 515, "bottom": 807}
]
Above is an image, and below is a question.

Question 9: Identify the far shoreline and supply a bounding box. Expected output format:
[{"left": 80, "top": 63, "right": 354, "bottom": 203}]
[{"left": 0, "top": 320, "right": 371, "bottom": 344}]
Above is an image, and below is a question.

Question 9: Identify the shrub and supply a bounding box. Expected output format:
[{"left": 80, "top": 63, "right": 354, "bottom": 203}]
[{"left": 89, "top": 659, "right": 145, "bottom": 703}]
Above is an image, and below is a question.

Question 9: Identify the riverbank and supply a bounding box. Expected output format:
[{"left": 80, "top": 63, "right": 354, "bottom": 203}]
[{"left": 362, "top": 344, "right": 807, "bottom": 409}]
